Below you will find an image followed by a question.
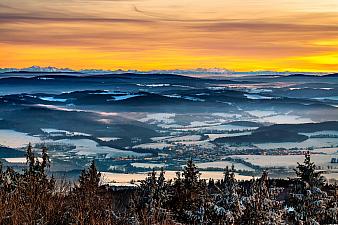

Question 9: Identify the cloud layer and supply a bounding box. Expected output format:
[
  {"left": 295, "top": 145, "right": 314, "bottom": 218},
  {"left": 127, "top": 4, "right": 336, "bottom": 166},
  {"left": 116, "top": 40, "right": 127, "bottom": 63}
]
[{"left": 0, "top": 0, "right": 337, "bottom": 71}]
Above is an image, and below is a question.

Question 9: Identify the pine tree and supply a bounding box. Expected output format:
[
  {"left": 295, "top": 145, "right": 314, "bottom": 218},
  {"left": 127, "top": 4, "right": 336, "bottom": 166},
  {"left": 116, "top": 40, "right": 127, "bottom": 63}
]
[
  {"left": 78, "top": 160, "right": 101, "bottom": 193},
  {"left": 171, "top": 159, "right": 209, "bottom": 224},
  {"left": 134, "top": 168, "right": 171, "bottom": 224},
  {"left": 157, "top": 167, "right": 168, "bottom": 208},
  {"left": 212, "top": 165, "right": 243, "bottom": 224},
  {"left": 288, "top": 152, "right": 330, "bottom": 224},
  {"left": 69, "top": 160, "right": 117, "bottom": 224},
  {"left": 25, "top": 143, "right": 35, "bottom": 174},
  {"left": 139, "top": 169, "right": 157, "bottom": 223},
  {"left": 183, "top": 159, "right": 200, "bottom": 191},
  {"left": 294, "top": 151, "right": 326, "bottom": 188},
  {"left": 241, "top": 171, "right": 283, "bottom": 225}
]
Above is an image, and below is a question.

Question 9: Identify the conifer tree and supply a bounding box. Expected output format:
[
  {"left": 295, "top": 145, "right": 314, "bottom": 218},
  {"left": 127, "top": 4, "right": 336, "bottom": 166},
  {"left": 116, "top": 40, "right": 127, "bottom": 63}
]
[
  {"left": 241, "top": 171, "right": 283, "bottom": 225},
  {"left": 212, "top": 165, "right": 244, "bottom": 224},
  {"left": 294, "top": 151, "right": 325, "bottom": 188},
  {"left": 170, "top": 159, "right": 209, "bottom": 224},
  {"left": 78, "top": 160, "right": 101, "bottom": 193},
  {"left": 288, "top": 152, "right": 331, "bottom": 224}
]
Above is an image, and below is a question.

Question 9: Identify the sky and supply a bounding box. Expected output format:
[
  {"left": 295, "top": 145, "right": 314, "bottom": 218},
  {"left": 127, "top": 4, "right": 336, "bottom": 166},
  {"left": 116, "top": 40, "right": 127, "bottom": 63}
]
[{"left": 0, "top": 0, "right": 338, "bottom": 72}]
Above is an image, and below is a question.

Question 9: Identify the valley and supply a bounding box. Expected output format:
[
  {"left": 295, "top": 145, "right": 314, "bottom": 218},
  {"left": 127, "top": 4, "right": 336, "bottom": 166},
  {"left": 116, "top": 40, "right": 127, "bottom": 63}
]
[{"left": 0, "top": 71, "right": 337, "bottom": 184}]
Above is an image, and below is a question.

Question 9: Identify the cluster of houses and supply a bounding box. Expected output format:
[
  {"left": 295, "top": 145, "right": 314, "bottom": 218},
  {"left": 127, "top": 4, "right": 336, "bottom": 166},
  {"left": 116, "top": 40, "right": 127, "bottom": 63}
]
[{"left": 331, "top": 158, "right": 338, "bottom": 163}]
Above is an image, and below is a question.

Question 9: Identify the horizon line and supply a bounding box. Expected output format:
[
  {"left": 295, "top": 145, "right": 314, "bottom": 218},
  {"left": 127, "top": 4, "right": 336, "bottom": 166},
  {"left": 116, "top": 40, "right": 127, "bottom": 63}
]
[{"left": 0, "top": 65, "right": 335, "bottom": 74}]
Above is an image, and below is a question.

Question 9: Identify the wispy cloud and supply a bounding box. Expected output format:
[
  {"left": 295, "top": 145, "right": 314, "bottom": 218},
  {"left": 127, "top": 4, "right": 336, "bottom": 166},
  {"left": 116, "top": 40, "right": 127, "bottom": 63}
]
[
  {"left": 0, "top": 3, "right": 18, "bottom": 10},
  {"left": 0, "top": 0, "right": 337, "bottom": 71},
  {"left": 0, "top": 13, "right": 153, "bottom": 24},
  {"left": 187, "top": 21, "right": 338, "bottom": 33}
]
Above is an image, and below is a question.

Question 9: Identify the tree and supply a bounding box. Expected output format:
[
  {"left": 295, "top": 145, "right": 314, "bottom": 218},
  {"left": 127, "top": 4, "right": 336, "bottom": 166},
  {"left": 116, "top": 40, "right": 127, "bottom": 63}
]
[
  {"left": 78, "top": 160, "right": 101, "bottom": 193},
  {"left": 294, "top": 151, "right": 326, "bottom": 188},
  {"left": 241, "top": 171, "right": 283, "bottom": 225},
  {"left": 69, "top": 160, "right": 117, "bottom": 224},
  {"left": 212, "top": 165, "right": 244, "bottom": 224},
  {"left": 287, "top": 152, "right": 331, "bottom": 224},
  {"left": 0, "top": 145, "right": 60, "bottom": 224},
  {"left": 170, "top": 159, "right": 209, "bottom": 224}
]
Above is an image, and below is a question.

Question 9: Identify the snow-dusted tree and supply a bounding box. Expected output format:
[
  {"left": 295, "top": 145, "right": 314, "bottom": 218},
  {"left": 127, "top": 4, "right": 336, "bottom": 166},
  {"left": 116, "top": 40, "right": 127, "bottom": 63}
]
[
  {"left": 0, "top": 162, "right": 20, "bottom": 193},
  {"left": 286, "top": 152, "right": 334, "bottom": 224},
  {"left": 77, "top": 160, "right": 101, "bottom": 193},
  {"left": 169, "top": 159, "right": 209, "bottom": 224},
  {"left": 0, "top": 144, "right": 60, "bottom": 224},
  {"left": 294, "top": 151, "right": 326, "bottom": 188},
  {"left": 134, "top": 168, "right": 172, "bottom": 224},
  {"left": 211, "top": 165, "right": 244, "bottom": 224},
  {"left": 69, "top": 160, "right": 119, "bottom": 224},
  {"left": 241, "top": 171, "right": 283, "bottom": 225},
  {"left": 138, "top": 169, "right": 158, "bottom": 223}
]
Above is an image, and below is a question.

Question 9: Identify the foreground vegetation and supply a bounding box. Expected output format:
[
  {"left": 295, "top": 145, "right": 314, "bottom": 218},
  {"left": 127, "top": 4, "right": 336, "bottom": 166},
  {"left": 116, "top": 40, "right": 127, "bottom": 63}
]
[{"left": 0, "top": 144, "right": 337, "bottom": 224}]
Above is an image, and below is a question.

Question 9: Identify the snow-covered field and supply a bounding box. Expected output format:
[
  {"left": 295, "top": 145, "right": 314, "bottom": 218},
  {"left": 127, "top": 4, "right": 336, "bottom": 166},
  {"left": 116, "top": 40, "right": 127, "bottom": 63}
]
[
  {"left": 131, "top": 162, "right": 167, "bottom": 169},
  {"left": 166, "top": 135, "right": 202, "bottom": 142},
  {"left": 132, "top": 142, "right": 173, "bottom": 149},
  {"left": 174, "top": 140, "right": 216, "bottom": 149},
  {"left": 257, "top": 114, "right": 313, "bottom": 124},
  {"left": 42, "top": 128, "right": 91, "bottom": 137},
  {"left": 255, "top": 138, "right": 338, "bottom": 150},
  {"left": 0, "top": 129, "right": 146, "bottom": 158},
  {"left": 150, "top": 136, "right": 174, "bottom": 142},
  {"left": 97, "top": 137, "right": 121, "bottom": 142},
  {"left": 53, "top": 139, "right": 146, "bottom": 158},
  {"left": 312, "top": 147, "right": 338, "bottom": 154},
  {"left": 138, "top": 113, "right": 175, "bottom": 124},
  {"left": 230, "top": 154, "right": 337, "bottom": 169},
  {"left": 3, "top": 157, "right": 27, "bottom": 163},
  {"left": 301, "top": 131, "right": 338, "bottom": 136},
  {"left": 246, "top": 110, "right": 277, "bottom": 118},
  {"left": 0, "top": 129, "right": 41, "bottom": 148},
  {"left": 207, "top": 132, "right": 252, "bottom": 141},
  {"left": 102, "top": 171, "right": 254, "bottom": 185},
  {"left": 175, "top": 124, "right": 257, "bottom": 132},
  {"left": 195, "top": 161, "right": 255, "bottom": 171},
  {"left": 323, "top": 172, "right": 338, "bottom": 182}
]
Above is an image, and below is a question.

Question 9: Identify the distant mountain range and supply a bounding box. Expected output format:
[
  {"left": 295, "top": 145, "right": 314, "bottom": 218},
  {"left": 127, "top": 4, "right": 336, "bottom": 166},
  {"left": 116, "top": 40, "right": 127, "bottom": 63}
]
[{"left": 0, "top": 66, "right": 331, "bottom": 77}]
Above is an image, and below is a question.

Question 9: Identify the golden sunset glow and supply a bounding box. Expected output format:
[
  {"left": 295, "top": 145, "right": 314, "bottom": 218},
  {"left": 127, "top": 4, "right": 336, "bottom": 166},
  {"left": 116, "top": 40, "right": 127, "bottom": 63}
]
[{"left": 0, "top": 0, "right": 338, "bottom": 71}]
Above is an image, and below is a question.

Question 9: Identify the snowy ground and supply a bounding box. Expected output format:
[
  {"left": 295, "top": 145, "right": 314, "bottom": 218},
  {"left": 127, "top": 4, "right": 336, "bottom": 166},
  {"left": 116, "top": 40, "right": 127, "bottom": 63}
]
[
  {"left": 229, "top": 154, "right": 338, "bottom": 171},
  {"left": 195, "top": 161, "right": 255, "bottom": 171},
  {"left": 101, "top": 171, "right": 254, "bottom": 185}
]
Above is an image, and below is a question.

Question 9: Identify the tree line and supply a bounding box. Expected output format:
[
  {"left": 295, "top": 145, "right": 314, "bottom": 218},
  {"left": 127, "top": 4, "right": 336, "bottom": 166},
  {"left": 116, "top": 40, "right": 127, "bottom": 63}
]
[{"left": 0, "top": 144, "right": 337, "bottom": 224}]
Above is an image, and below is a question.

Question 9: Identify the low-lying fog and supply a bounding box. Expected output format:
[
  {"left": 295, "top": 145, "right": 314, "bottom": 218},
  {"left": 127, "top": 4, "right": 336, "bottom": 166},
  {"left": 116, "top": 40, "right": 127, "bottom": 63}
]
[{"left": 0, "top": 72, "right": 337, "bottom": 183}]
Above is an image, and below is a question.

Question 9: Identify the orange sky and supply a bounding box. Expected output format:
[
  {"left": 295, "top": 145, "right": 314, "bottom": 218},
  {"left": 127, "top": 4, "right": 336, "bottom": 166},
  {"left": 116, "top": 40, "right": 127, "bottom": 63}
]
[{"left": 0, "top": 0, "right": 337, "bottom": 71}]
